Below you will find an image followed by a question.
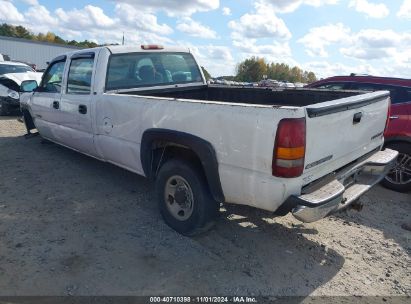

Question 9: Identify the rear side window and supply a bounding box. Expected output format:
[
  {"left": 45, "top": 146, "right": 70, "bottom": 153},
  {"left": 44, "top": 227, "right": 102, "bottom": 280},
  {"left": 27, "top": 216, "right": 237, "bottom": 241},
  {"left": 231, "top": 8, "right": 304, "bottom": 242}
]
[
  {"left": 67, "top": 57, "right": 94, "bottom": 94},
  {"left": 350, "top": 83, "right": 411, "bottom": 104},
  {"left": 349, "top": 83, "right": 378, "bottom": 91},
  {"left": 106, "top": 52, "right": 203, "bottom": 91}
]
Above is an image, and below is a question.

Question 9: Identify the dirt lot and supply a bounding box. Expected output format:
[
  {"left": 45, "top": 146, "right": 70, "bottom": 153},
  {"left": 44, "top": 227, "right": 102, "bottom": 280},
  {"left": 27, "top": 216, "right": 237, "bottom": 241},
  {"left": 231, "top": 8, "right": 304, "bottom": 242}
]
[{"left": 0, "top": 116, "right": 410, "bottom": 297}]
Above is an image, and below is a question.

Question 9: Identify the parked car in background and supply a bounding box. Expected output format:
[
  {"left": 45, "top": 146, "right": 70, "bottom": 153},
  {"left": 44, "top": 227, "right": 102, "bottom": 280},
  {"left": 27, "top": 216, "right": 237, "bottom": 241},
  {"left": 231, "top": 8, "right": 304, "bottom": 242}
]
[
  {"left": 0, "top": 61, "right": 34, "bottom": 75},
  {"left": 0, "top": 53, "right": 11, "bottom": 61},
  {"left": 12, "top": 60, "right": 37, "bottom": 71},
  {"left": 258, "top": 79, "right": 280, "bottom": 87},
  {"left": 0, "top": 61, "right": 41, "bottom": 115},
  {"left": 306, "top": 74, "right": 411, "bottom": 192}
]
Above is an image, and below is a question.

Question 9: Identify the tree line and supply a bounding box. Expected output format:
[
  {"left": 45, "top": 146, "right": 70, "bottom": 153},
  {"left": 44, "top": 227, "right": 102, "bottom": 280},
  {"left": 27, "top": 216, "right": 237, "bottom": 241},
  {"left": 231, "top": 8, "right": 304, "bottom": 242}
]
[
  {"left": 236, "top": 56, "right": 317, "bottom": 83},
  {"left": 0, "top": 23, "right": 99, "bottom": 48}
]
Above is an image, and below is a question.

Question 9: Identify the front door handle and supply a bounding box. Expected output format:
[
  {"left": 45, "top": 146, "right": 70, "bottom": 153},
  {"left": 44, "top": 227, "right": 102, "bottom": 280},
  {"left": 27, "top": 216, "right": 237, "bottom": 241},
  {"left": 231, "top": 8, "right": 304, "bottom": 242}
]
[
  {"left": 389, "top": 116, "right": 399, "bottom": 120},
  {"left": 78, "top": 104, "right": 87, "bottom": 114},
  {"left": 52, "top": 101, "right": 59, "bottom": 109}
]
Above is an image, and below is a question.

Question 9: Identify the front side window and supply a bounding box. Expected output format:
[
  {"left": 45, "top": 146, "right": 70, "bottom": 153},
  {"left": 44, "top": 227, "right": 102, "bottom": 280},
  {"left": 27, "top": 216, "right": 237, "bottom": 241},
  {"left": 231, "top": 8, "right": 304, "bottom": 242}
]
[
  {"left": 106, "top": 52, "right": 203, "bottom": 91},
  {"left": 67, "top": 57, "right": 94, "bottom": 94},
  {"left": 39, "top": 60, "right": 66, "bottom": 93}
]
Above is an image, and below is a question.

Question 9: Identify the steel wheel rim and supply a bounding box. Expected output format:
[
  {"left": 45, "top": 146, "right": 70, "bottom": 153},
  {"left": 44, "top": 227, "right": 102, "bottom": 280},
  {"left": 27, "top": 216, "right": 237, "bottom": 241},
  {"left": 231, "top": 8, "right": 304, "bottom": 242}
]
[
  {"left": 385, "top": 153, "right": 411, "bottom": 185},
  {"left": 164, "top": 175, "right": 194, "bottom": 221}
]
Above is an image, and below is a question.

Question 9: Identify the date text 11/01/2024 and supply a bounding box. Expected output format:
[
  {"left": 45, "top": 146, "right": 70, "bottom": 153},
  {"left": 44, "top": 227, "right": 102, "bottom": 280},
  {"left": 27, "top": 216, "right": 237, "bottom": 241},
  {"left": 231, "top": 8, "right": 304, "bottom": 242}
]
[{"left": 149, "top": 296, "right": 258, "bottom": 303}]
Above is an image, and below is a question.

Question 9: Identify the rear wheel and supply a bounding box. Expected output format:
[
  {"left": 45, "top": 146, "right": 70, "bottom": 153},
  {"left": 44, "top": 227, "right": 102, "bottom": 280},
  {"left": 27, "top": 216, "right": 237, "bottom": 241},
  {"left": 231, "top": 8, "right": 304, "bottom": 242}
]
[
  {"left": 156, "top": 159, "right": 219, "bottom": 236},
  {"left": 382, "top": 142, "right": 411, "bottom": 193}
]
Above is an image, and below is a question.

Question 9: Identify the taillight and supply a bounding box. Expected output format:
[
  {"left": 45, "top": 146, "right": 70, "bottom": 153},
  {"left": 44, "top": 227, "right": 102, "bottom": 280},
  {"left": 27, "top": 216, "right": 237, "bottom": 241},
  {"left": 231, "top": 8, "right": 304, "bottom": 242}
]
[{"left": 272, "top": 118, "right": 306, "bottom": 178}]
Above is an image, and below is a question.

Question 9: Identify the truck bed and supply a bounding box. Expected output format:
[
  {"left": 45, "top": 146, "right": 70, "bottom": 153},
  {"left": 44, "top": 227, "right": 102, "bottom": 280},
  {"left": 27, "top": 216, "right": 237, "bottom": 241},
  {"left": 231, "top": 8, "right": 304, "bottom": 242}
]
[{"left": 123, "top": 85, "right": 362, "bottom": 107}]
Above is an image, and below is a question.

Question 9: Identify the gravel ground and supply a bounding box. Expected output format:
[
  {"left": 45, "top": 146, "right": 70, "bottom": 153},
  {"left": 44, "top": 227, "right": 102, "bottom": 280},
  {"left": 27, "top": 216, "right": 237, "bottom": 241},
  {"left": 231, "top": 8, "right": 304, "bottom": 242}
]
[{"left": 0, "top": 116, "right": 410, "bottom": 297}]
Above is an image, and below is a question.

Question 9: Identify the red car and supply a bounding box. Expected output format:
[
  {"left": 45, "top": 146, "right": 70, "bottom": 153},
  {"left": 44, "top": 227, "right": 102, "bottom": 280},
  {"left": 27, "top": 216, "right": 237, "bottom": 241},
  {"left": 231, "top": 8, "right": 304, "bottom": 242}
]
[{"left": 306, "top": 74, "right": 411, "bottom": 192}]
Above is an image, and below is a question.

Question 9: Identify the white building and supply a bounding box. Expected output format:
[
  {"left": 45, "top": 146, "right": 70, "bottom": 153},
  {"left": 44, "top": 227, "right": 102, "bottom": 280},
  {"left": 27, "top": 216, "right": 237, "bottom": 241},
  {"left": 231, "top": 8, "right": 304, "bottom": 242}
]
[{"left": 0, "top": 36, "right": 82, "bottom": 70}]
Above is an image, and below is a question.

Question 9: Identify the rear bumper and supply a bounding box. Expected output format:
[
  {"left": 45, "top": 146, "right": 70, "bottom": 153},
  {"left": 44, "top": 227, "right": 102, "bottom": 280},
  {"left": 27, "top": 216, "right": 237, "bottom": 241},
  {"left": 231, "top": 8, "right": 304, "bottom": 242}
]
[{"left": 285, "top": 148, "right": 398, "bottom": 223}]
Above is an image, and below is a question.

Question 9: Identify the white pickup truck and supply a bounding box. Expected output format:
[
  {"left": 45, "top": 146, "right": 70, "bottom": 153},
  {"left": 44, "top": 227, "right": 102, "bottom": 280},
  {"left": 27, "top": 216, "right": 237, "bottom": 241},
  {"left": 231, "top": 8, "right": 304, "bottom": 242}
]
[{"left": 19, "top": 45, "right": 398, "bottom": 235}]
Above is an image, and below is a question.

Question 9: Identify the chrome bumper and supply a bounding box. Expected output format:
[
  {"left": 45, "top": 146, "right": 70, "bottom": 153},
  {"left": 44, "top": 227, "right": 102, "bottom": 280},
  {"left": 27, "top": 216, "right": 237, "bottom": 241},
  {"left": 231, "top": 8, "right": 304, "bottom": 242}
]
[{"left": 288, "top": 148, "right": 398, "bottom": 223}]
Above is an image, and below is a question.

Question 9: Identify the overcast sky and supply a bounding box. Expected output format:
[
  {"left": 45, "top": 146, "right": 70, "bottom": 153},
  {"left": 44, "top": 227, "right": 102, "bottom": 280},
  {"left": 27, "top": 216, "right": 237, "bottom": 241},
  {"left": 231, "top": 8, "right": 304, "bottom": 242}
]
[{"left": 1, "top": 0, "right": 410, "bottom": 78}]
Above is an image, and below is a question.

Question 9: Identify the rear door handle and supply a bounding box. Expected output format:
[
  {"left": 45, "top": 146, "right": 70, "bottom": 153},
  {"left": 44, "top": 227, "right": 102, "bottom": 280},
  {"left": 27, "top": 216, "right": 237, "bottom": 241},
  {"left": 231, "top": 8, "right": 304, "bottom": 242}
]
[
  {"left": 389, "top": 116, "right": 399, "bottom": 120},
  {"left": 52, "top": 101, "right": 59, "bottom": 109},
  {"left": 78, "top": 104, "right": 87, "bottom": 114}
]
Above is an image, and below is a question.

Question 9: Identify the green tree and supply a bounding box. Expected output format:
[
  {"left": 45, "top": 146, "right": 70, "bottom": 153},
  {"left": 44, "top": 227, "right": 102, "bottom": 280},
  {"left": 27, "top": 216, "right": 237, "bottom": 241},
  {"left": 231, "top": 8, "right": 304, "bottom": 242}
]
[
  {"left": 236, "top": 56, "right": 268, "bottom": 82},
  {"left": 15, "top": 25, "right": 33, "bottom": 39},
  {"left": 0, "top": 23, "right": 16, "bottom": 37},
  {"left": 0, "top": 23, "right": 100, "bottom": 49},
  {"left": 54, "top": 35, "right": 66, "bottom": 44},
  {"left": 236, "top": 56, "right": 317, "bottom": 83},
  {"left": 306, "top": 72, "right": 317, "bottom": 83},
  {"left": 45, "top": 32, "right": 56, "bottom": 43},
  {"left": 34, "top": 33, "right": 46, "bottom": 41}
]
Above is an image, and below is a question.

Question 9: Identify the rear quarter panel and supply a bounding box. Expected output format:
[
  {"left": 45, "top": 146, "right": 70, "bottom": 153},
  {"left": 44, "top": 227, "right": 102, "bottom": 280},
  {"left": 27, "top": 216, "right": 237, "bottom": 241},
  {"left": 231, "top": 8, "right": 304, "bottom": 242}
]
[{"left": 94, "top": 94, "right": 306, "bottom": 211}]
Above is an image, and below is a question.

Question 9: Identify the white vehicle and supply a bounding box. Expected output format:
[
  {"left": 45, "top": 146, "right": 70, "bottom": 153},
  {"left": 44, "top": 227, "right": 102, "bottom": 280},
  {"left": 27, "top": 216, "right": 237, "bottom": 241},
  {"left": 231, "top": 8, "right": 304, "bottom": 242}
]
[
  {"left": 0, "top": 61, "right": 41, "bottom": 115},
  {"left": 20, "top": 45, "right": 397, "bottom": 235},
  {"left": 259, "top": 79, "right": 280, "bottom": 88}
]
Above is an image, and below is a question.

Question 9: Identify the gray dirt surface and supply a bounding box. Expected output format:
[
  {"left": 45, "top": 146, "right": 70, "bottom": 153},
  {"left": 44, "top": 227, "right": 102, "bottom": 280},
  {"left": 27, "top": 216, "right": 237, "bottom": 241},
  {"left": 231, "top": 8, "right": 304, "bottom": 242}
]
[{"left": 0, "top": 116, "right": 410, "bottom": 296}]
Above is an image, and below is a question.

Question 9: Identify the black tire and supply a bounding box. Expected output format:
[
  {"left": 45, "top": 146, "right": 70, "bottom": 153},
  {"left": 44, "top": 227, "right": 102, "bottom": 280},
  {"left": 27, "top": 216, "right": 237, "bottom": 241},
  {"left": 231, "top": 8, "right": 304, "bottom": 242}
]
[
  {"left": 0, "top": 102, "right": 8, "bottom": 116},
  {"left": 381, "top": 142, "right": 411, "bottom": 193},
  {"left": 22, "top": 110, "right": 36, "bottom": 131},
  {"left": 156, "top": 158, "right": 219, "bottom": 236}
]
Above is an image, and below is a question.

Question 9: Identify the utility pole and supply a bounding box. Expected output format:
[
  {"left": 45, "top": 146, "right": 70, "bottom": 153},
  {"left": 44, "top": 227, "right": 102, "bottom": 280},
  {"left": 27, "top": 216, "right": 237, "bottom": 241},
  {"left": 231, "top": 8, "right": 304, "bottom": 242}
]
[{"left": 122, "top": 32, "right": 125, "bottom": 45}]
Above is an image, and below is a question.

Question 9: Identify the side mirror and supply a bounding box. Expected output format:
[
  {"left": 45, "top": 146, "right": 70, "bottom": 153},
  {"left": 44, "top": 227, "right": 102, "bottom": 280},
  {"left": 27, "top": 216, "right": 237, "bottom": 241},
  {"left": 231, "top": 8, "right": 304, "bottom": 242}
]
[{"left": 20, "top": 80, "right": 38, "bottom": 93}]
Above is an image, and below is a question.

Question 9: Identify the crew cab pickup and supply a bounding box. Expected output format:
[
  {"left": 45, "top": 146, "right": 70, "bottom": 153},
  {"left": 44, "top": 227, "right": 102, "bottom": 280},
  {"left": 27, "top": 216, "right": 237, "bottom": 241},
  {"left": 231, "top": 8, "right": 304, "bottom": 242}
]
[{"left": 19, "top": 45, "right": 398, "bottom": 235}]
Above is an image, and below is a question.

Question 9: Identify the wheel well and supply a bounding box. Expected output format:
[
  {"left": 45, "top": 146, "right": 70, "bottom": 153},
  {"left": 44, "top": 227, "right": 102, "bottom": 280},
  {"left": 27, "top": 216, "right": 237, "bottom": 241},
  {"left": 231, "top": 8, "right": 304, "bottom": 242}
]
[
  {"left": 384, "top": 138, "right": 411, "bottom": 147},
  {"left": 140, "top": 129, "right": 225, "bottom": 203},
  {"left": 150, "top": 143, "right": 205, "bottom": 180}
]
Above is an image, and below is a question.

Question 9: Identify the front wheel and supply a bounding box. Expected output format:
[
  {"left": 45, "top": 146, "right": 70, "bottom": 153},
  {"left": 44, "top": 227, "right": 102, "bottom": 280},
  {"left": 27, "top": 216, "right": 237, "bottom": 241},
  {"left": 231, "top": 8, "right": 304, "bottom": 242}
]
[
  {"left": 155, "top": 159, "right": 219, "bottom": 236},
  {"left": 381, "top": 142, "right": 411, "bottom": 193},
  {"left": 0, "top": 102, "right": 8, "bottom": 116}
]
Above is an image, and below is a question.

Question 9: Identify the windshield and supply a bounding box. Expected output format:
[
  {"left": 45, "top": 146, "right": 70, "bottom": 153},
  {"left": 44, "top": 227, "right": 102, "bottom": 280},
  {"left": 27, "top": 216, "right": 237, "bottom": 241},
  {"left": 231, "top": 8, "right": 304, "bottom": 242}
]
[
  {"left": 106, "top": 52, "right": 203, "bottom": 91},
  {"left": 0, "top": 64, "right": 33, "bottom": 75}
]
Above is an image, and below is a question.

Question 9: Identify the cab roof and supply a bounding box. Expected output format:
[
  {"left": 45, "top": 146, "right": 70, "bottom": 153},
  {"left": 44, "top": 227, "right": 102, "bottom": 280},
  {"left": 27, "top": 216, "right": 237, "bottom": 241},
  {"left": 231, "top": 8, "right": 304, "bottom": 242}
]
[
  {"left": 309, "top": 75, "right": 411, "bottom": 88},
  {"left": 105, "top": 45, "right": 191, "bottom": 54},
  {"left": 52, "top": 45, "right": 193, "bottom": 63}
]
